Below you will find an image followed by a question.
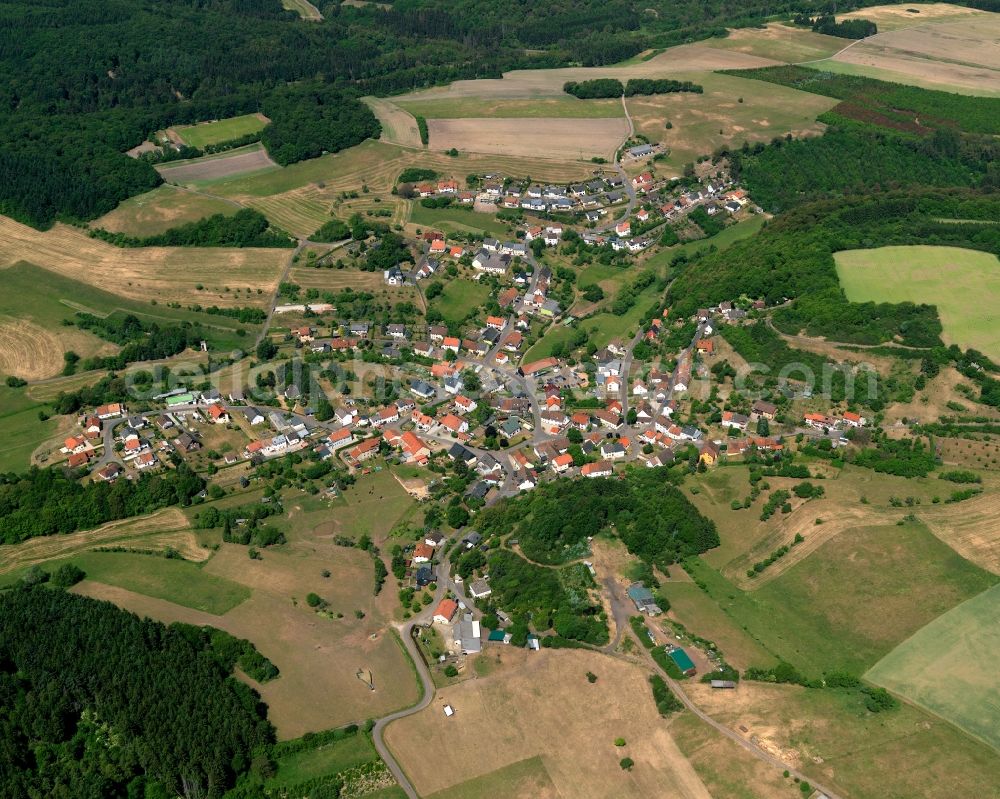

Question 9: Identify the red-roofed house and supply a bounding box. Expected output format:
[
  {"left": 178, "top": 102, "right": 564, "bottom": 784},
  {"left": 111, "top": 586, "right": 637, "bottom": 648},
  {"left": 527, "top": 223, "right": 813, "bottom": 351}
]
[
  {"left": 349, "top": 437, "right": 381, "bottom": 462},
  {"left": 433, "top": 598, "right": 459, "bottom": 624},
  {"left": 582, "top": 460, "right": 613, "bottom": 478},
  {"left": 207, "top": 404, "right": 230, "bottom": 424},
  {"left": 439, "top": 413, "right": 469, "bottom": 434},
  {"left": 551, "top": 452, "right": 573, "bottom": 473},
  {"left": 842, "top": 411, "right": 865, "bottom": 427},
  {"left": 696, "top": 338, "right": 714, "bottom": 355},
  {"left": 412, "top": 542, "right": 434, "bottom": 563}
]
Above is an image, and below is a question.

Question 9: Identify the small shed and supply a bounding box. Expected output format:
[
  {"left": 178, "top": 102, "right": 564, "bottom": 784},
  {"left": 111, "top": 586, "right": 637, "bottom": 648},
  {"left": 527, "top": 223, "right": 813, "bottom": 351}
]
[
  {"left": 443, "top": 705, "right": 455, "bottom": 717},
  {"left": 668, "top": 647, "right": 697, "bottom": 677}
]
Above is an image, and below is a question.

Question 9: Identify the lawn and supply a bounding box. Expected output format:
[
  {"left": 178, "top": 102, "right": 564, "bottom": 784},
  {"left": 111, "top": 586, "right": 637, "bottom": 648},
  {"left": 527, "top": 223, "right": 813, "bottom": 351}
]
[
  {"left": 866, "top": 581, "right": 1000, "bottom": 751},
  {"left": 684, "top": 517, "right": 998, "bottom": 677},
  {"left": 409, "top": 204, "right": 511, "bottom": 238},
  {"left": 835, "top": 245, "right": 1000, "bottom": 359},
  {"left": 172, "top": 114, "right": 268, "bottom": 149},
  {"left": 94, "top": 185, "right": 239, "bottom": 237},
  {"left": 269, "top": 733, "right": 378, "bottom": 786},
  {"left": 395, "top": 96, "right": 624, "bottom": 119},
  {"left": 70, "top": 551, "right": 250, "bottom": 614},
  {"left": 430, "top": 279, "right": 491, "bottom": 324}
]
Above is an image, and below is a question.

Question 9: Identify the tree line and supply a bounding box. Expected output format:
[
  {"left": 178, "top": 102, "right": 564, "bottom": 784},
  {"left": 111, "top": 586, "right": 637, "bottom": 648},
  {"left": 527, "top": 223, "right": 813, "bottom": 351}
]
[
  {"left": 564, "top": 78, "right": 703, "bottom": 98},
  {"left": 91, "top": 209, "right": 295, "bottom": 248}
]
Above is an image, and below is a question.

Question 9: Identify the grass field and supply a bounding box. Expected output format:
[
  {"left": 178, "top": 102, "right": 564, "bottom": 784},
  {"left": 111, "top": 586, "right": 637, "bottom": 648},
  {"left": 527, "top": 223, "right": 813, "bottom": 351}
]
[
  {"left": 425, "top": 757, "right": 559, "bottom": 799},
  {"left": 0, "top": 509, "right": 202, "bottom": 581},
  {"left": 866, "top": 582, "right": 1000, "bottom": 751},
  {"left": 814, "top": 56, "right": 1000, "bottom": 97},
  {"left": 392, "top": 44, "right": 777, "bottom": 103},
  {"left": 430, "top": 279, "right": 491, "bottom": 324},
  {"left": 94, "top": 185, "right": 240, "bottom": 236},
  {"left": 668, "top": 712, "right": 794, "bottom": 799},
  {"left": 838, "top": 2, "right": 987, "bottom": 30},
  {"left": 172, "top": 114, "right": 268, "bottom": 149},
  {"left": 0, "top": 261, "right": 262, "bottom": 356},
  {"left": 835, "top": 245, "right": 1000, "bottom": 359},
  {"left": 625, "top": 71, "right": 837, "bottom": 175},
  {"left": 681, "top": 515, "right": 998, "bottom": 677},
  {"left": 684, "top": 678, "right": 1000, "bottom": 798},
  {"left": 75, "top": 530, "right": 422, "bottom": 739},
  {"left": 0, "top": 384, "right": 64, "bottom": 472},
  {"left": 0, "top": 217, "right": 287, "bottom": 310},
  {"left": 394, "top": 97, "right": 623, "bottom": 119},
  {"left": 409, "top": 204, "right": 511, "bottom": 238},
  {"left": 385, "top": 648, "right": 712, "bottom": 799},
  {"left": 269, "top": 733, "right": 378, "bottom": 786},
  {"left": 664, "top": 583, "right": 778, "bottom": 670},
  {"left": 707, "top": 23, "right": 847, "bottom": 63},
  {"left": 426, "top": 117, "right": 628, "bottom": 160},
  {"left": 70, "top": 551, "right": 250, "bottom": 613}
]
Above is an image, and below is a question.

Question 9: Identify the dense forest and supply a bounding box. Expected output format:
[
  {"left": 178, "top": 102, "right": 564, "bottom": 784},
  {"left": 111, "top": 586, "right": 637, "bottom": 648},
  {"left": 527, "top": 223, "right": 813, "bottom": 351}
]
[
  {"left": 91, "top": 209, "right": 295, "bottom": 248},
  {"left": 0, "top": 588, "right": 274, "bottom": 798},
  {"left": 478, "top": 468, "right": 719, "bottom": 569},
  {"left": 0, "top": 0, "right": 966, "bottom": 227},
  {"left": 667, "top": 190, "right": 1000, "bottom": 345},
  {"left": 0, "top": 463, "right": 204, "bottom": 544}
]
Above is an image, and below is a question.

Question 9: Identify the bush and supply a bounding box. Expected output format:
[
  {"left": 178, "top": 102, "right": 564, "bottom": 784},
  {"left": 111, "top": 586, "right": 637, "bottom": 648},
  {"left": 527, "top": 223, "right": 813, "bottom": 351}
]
[
  {"left": 443, "top": 664, "right": 459, "bottom": 677},
  {"left": 51, "top": 563, "right": 86, "bottom": 588},
  {"left": 650, "top": 674, "right": 684, "bottom": 715},
  {"left": 306, "top": 592, "right": 323, "bottom": 608},
  {"left": 614, "top": 737, "right": 626, "bottom": 746},
  {"left": 619, "top": 757, "right": 634, "bottom": 771}
]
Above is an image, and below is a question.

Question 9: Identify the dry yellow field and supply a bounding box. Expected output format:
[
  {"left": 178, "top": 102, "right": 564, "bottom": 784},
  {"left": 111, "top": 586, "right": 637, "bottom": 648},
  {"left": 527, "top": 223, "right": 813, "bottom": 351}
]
[
  {"left": 830, "top": 13, "right": 1000, "bottom": 95},
  {"left": 0, "top": 509, "right": 200, "bottom": 577},
  {"left": 0, "top": 318, "right": 117, "bottom": 380},
  {"left": 385, "top": 648, "right": 711, "bottom": 799},
  {"left": 0, "top": 216, "right": 288, "bottom": 308},
  {"left": 427, "top": 117, "right": 629, "bottom": 160},
  {"left": 363, "top": 97, "right": 424, "bottom": 148},
  {"left": 708, "top": 23, "right": 847, "bottom": 63},
  {"left": 919, "top": 487, "right": 1000, "bottom": 575},
  {"left": 839, "top": 2, "right": 989, "bottom": 30},
  {"left": 394, "top": 45, "right": 778, "bottom": 102},
  {"left": 76, "top": 542, "right": 420, "bottom": 740},
  {"left": 94, "top": 185, "right": 242, "bottom": 237}
]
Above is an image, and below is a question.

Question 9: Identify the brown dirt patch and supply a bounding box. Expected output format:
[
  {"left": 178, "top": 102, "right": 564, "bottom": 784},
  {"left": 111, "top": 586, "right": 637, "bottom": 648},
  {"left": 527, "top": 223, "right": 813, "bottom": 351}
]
[
  {"left": 157, "top": 145, "right": 278, "bottom": 184},
  {"left": 0, "top": 216, "right": 287, "bottom": 308},
  {"left": 0, "top": 508, "right": 197, "bottom": 577},
  {"left": 384, "top": 648, "right": 712, "bottom": 799},
  {"left": 427, "top": 118, "right": 628, "bottom": 160}
]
